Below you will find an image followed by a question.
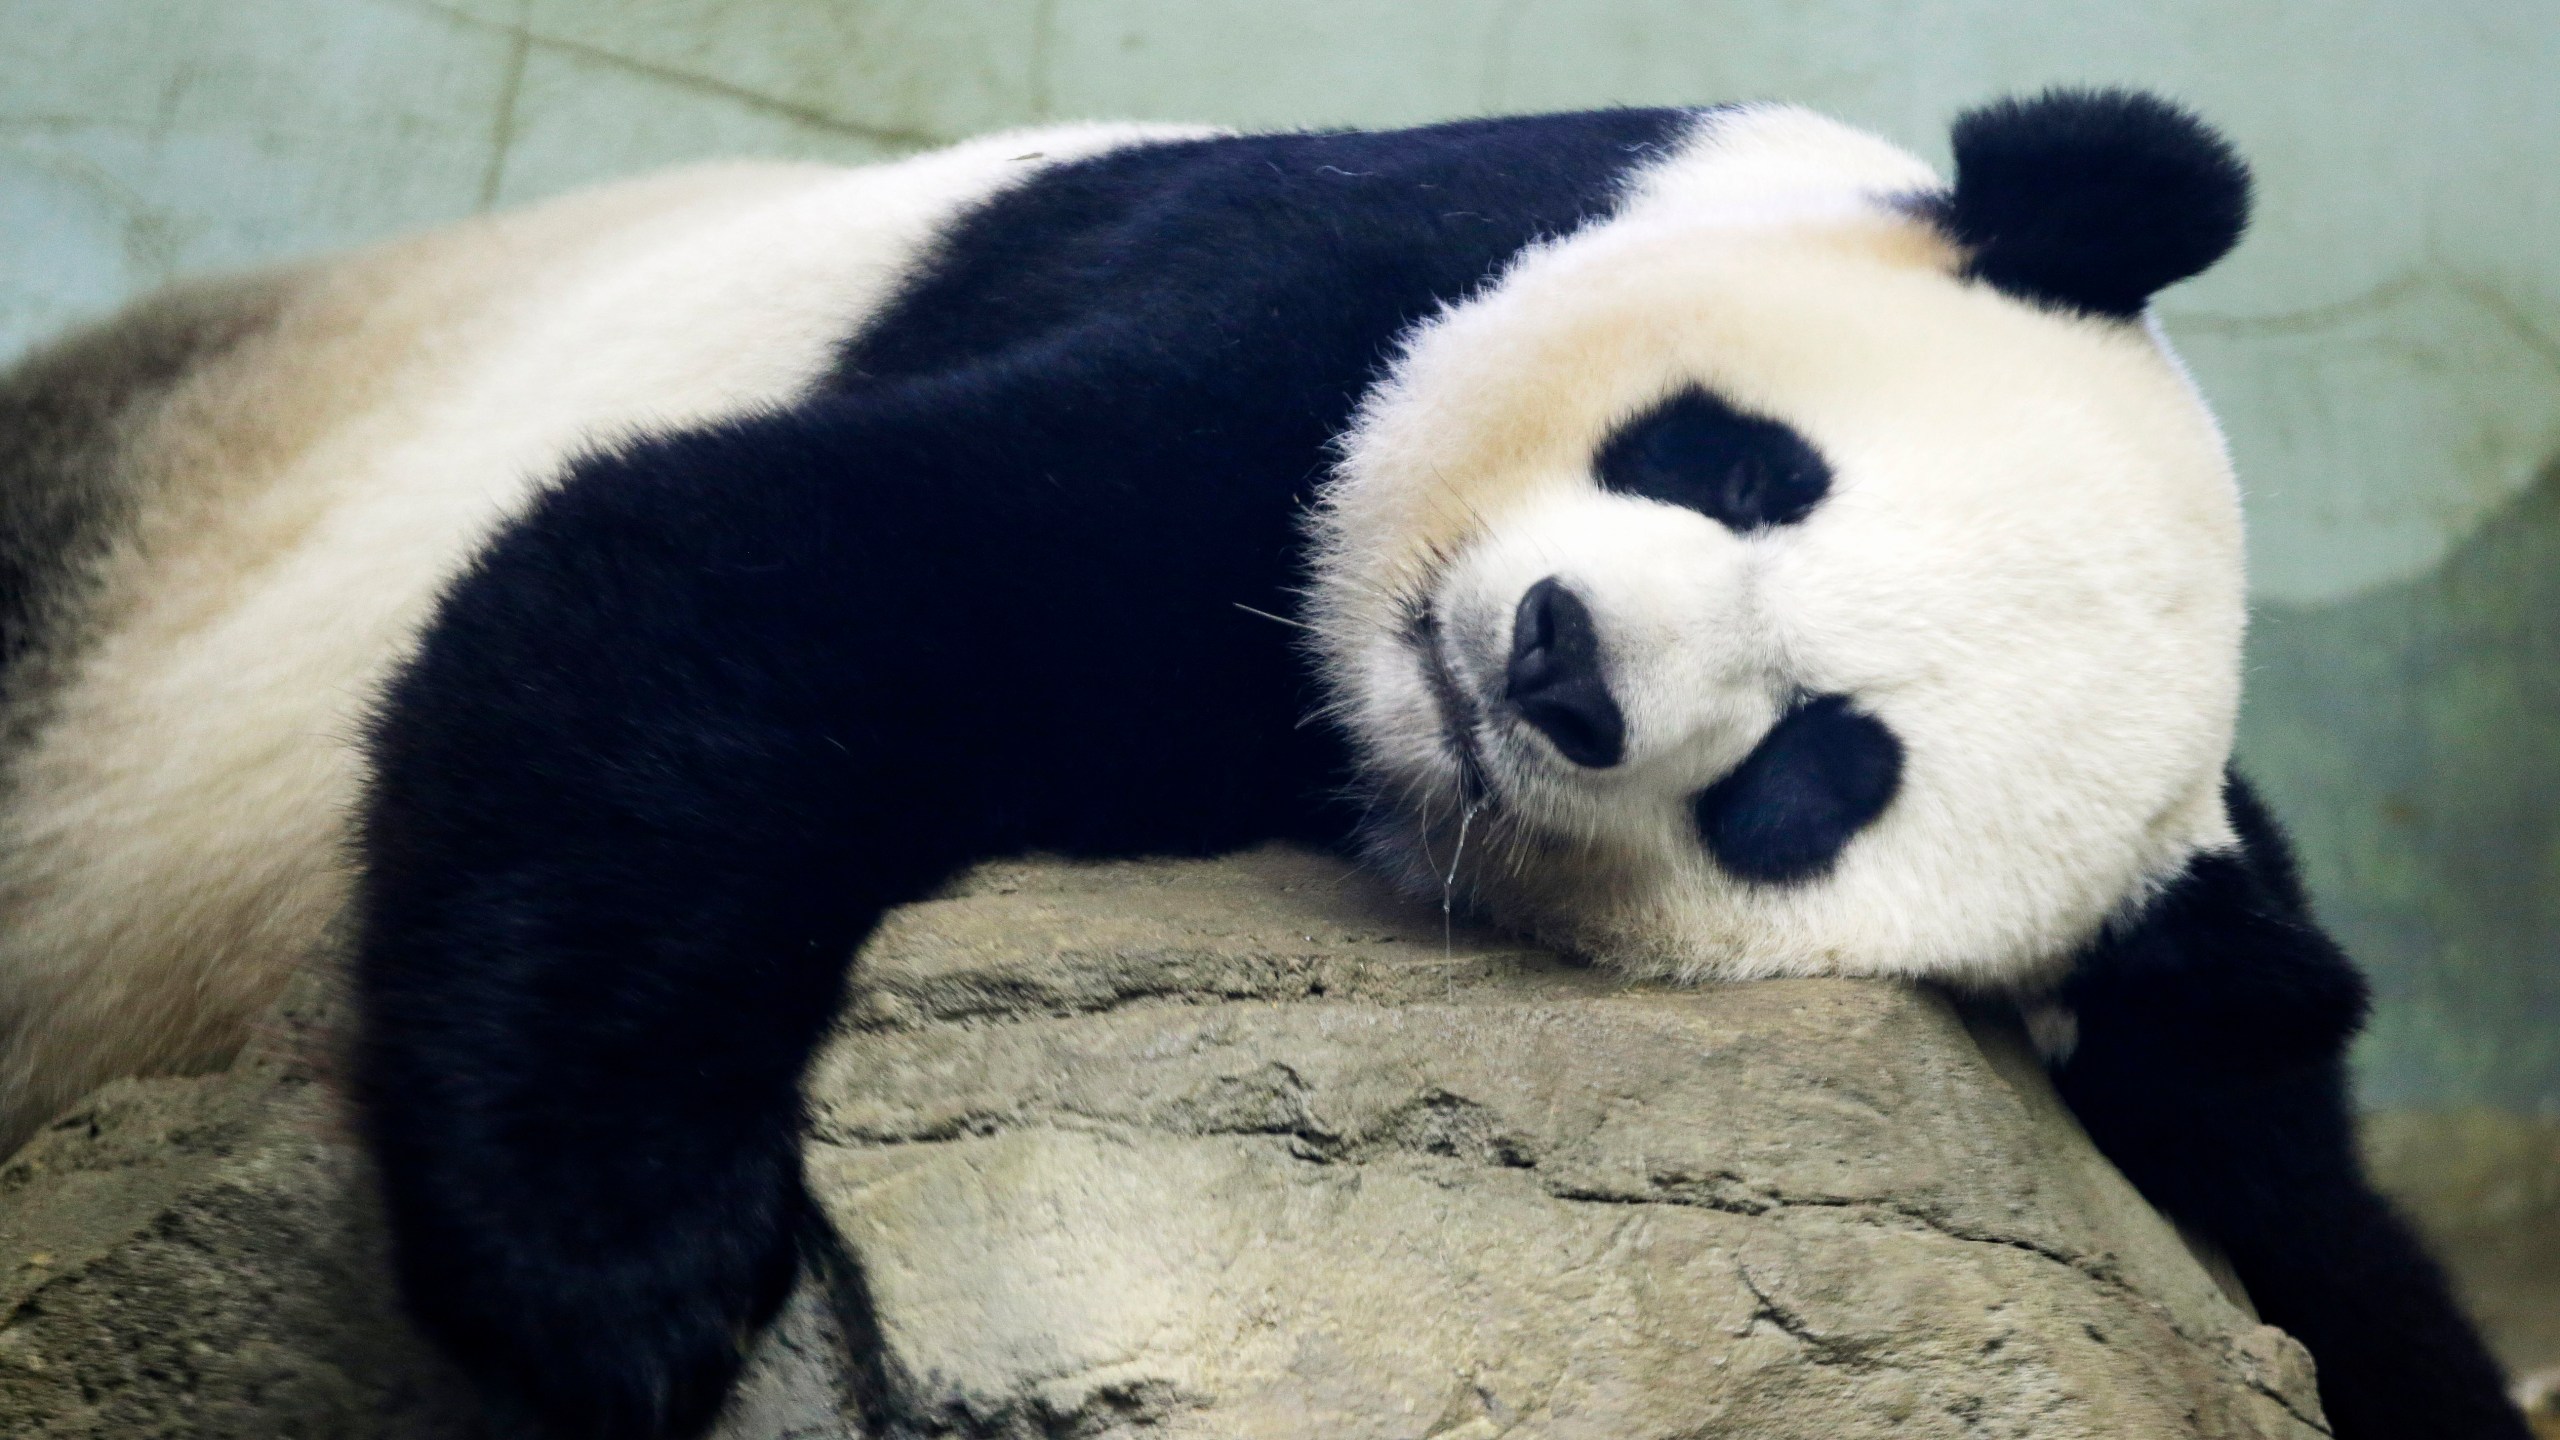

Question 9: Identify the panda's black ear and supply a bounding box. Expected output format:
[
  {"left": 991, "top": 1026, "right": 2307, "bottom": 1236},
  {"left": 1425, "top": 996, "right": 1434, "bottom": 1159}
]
[{"left": 1938, "top": 88, "right": 2251, "bottom": 319}]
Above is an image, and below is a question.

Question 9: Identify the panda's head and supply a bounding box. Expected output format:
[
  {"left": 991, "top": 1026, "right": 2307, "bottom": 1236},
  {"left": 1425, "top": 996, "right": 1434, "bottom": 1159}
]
[{"left": 1310, "top": 91, "right": 2253, "bottom": 988}]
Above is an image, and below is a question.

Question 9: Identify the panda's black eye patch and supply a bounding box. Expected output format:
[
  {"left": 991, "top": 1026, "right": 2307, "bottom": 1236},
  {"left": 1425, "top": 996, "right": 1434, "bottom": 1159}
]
[
  {"left": 1594, "top": 387, "right": 1831, "bottom": 531},
  {"left": 1693, "top": 694, "right": 1902, "bottom": 885}
]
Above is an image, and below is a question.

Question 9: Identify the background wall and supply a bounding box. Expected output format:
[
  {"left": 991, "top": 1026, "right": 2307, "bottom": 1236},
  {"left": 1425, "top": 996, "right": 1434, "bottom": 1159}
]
[{"left": 5, "top": 0, "right": 2555, "bottom": 1259}]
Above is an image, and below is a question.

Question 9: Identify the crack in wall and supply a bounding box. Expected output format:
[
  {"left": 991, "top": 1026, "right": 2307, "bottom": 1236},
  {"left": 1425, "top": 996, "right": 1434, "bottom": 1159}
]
[
  {"left": 400, "top": 0, "right": 950, "bottom": 154},
  {"left": 1025, "top": 0, "right": 1057, "bottom": 123},
  {"left": 475, "top": 23, "right": 529, "bottom": 210}
]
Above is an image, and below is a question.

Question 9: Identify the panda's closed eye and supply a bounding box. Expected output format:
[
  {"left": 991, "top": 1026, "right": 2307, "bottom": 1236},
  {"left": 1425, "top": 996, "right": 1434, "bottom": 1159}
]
[{"left": 1594, "top": 386, "right": 1831, "bottom": 531}]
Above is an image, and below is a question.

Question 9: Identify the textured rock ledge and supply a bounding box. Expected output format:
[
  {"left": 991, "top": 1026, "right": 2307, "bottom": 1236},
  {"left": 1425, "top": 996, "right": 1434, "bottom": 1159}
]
[{"left": 0, "top": 847, "right": 2327, "bottom": 1438}]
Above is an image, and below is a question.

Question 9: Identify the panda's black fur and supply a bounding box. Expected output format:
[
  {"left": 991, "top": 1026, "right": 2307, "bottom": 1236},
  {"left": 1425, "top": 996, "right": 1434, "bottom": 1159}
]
[{"left": 0, "top": 90, "right": 2513, "bottom": 1440}]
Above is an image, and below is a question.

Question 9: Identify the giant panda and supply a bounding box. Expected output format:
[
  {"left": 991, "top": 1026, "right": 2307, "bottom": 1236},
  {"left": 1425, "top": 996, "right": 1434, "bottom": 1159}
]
[{"left": 0, "top": 90, "right": 2525, "bottom": 1440}]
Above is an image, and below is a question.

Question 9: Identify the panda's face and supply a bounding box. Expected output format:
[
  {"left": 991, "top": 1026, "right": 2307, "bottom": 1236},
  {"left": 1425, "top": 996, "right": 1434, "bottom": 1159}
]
[{"left": 1310, "top": 185, "right": 2245, "bottom": 987}]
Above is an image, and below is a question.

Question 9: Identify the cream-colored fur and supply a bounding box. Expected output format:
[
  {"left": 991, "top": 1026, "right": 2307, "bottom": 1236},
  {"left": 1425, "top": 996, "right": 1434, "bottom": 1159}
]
[
  {"left": 0, "top": 122, "right": 1205, "bottom": 1155},
  {"left": 1310, "top": 106, "right": 2244, "bottom": 988}
]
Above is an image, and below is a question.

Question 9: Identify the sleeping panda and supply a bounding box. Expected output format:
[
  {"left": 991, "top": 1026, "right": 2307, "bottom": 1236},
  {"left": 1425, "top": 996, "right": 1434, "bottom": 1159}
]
[{"left": 0, "top": 89, "right": 2525, "bottom": 1439}]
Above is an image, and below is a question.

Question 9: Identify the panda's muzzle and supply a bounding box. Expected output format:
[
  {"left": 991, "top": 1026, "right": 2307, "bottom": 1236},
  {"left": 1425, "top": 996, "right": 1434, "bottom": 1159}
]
[{"left": 1505, "top": 577, "right": 1625, "bottom": 769}]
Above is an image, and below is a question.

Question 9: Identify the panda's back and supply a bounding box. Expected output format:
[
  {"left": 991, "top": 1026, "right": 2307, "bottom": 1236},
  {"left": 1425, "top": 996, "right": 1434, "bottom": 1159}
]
[{"left": 0, "top": 126, "right": 1183, "bottom": 1149}]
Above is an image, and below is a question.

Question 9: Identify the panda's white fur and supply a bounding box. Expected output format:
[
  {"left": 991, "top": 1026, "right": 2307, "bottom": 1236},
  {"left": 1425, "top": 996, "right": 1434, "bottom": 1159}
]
[
  {"left": 1313, "top": 103, "right": 2243, "bottom": 987},
  {"left": 0, "top": 122, "right": 1201, "bottom": 1151}
]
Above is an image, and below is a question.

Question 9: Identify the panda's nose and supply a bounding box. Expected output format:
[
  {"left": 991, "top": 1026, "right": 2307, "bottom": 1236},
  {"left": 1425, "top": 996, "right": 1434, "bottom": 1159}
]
[{"left": 1505, "top": 577, "right": 1626, "bottom": 768}]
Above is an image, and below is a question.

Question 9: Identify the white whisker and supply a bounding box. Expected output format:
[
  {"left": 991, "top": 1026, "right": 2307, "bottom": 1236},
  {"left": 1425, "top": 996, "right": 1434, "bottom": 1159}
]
[
  {"left": 1232, "top": 602, "right": 1315, "bottom": 632},
  {"left": 1442, "top": 796, "right": 1484, "bottom": 957}
]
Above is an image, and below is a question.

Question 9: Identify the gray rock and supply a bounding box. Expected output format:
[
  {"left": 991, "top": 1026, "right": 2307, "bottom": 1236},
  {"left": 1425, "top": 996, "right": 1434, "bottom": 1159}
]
[{"left": 0, "top": 847, "right": 2329, "bottom": 1438}]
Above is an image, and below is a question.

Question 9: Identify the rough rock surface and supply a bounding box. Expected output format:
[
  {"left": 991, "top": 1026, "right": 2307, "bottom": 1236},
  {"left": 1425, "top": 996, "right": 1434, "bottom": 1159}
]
[{"left": 0, "top": 847, "right": 2329, "bottom": 1438}]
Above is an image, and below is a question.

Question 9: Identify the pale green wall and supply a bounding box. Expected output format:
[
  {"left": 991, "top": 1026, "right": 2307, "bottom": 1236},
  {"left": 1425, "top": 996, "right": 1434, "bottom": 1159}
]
[{"left": 7, "top": 0, "right": 2556, "bottom": 1109}]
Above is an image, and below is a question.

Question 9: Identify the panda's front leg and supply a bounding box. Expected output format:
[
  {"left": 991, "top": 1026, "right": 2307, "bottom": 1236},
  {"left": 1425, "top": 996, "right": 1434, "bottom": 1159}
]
[
  {"left": 349, "top": 459, "right": 985, "bottom": 1438},
  {"left": 355, "top": 767, "right": 933, "bottom": 1440},
  {"left": 2051, "top": 775, "right": 2528, "bottom": 1440}
]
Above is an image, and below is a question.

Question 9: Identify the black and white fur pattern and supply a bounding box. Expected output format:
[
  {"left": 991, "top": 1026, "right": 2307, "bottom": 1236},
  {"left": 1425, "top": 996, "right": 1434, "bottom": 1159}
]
[
  {"left": 0, "top": 92, "right": 2523, "bottom": 1439},
  {"left": 1313, "top": 102, "right": 2243, "bottom": 984}
]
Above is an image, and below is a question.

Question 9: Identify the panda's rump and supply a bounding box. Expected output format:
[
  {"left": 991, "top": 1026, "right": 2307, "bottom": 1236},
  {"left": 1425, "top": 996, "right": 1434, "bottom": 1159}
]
[{"left": 0, "top": 276, "right": 298, "bottom": 712}]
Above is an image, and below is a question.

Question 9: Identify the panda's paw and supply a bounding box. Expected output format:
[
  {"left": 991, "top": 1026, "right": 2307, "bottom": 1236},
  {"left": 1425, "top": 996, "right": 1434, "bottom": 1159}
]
[
  {"left": 512, "top": 1245, "right": 794, "bottom": 1440},
  {"left": 391, "top": 1153, "right": 807, "bottom": 1440}
]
